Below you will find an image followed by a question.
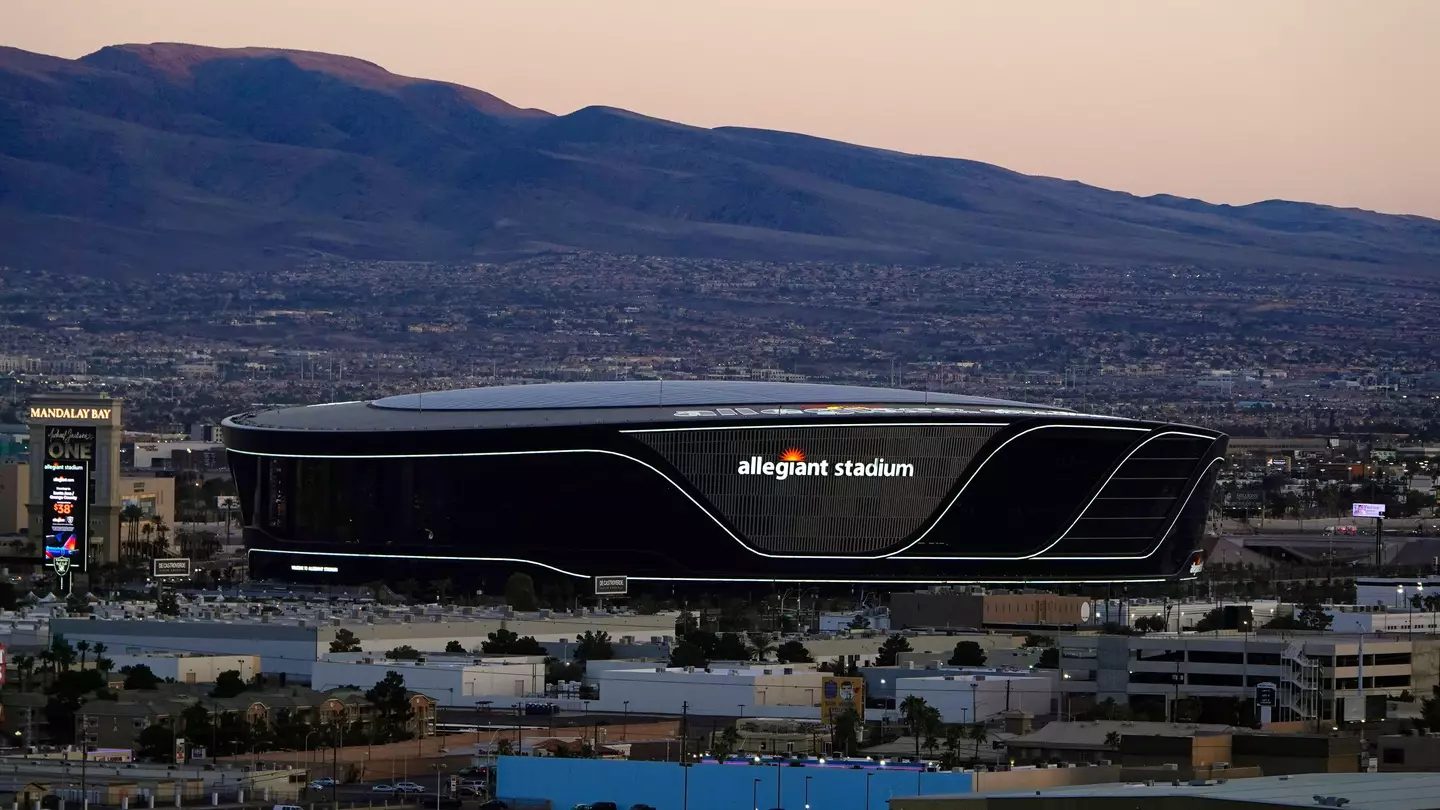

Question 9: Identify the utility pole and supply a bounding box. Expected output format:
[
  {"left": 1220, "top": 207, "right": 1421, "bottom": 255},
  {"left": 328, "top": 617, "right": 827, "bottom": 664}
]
[
  {"left": 681, "top": 701, "right": 691, "bottom": 810},
  {"left": 332, "top": 717, "right": 344, "bottom": 810},
  {"left": 79, "top": 713, "right": 89, "bottom": 810}
]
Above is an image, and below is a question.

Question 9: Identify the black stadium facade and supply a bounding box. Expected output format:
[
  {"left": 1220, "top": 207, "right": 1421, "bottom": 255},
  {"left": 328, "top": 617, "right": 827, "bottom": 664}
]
[{"left": 222, "top": 381, "right": 1227, "bottom": 588}]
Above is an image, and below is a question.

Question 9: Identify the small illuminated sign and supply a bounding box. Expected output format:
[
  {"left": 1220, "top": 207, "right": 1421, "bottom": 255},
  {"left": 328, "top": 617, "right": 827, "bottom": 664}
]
[
  {"left": 1255, "top": 682, "right": 1278, "bottom": 707},
  {"left": 153, "top": 558, "right": 192, "bottom": 579},
  {"left": 593, "top": 575, "right": 628, "bottom": 596},
  {"left": 1353, "top": 503, "right": 1386, "bottom": 519}
]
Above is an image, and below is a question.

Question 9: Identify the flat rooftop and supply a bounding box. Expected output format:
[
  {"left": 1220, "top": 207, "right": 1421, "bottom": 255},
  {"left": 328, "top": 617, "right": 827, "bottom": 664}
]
[{"left": 975, "top": 771, "right": 1440, "bottom": 810}]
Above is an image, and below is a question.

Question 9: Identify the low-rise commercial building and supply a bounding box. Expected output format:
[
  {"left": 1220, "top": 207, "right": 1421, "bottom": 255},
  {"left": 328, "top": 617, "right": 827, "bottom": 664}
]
[
  {"left": 50, "top": 607, "right": 675, "bottom": 679},
  {"left": 1058, "top": 633, "right": 1411, "bottom": 725},
  {"left": 893, "top": 671, "right": 1052, "bottom": 724},
  {"left": 586, "top": 663, "right": 825, "bottom": 717},
  {"left": 107, "top": 652, "right": 260, "bottom": 684},
  {"left": 310, "top": 653, "right": 546, "bottom": 706},
  {"left": 892, "top": 590, "right": 1092, "bottom": 630}
]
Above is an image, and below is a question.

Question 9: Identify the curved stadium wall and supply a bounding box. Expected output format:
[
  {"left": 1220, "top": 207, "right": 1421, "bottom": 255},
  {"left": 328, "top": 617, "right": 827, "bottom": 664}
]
[{"left": 222, "top": 381, "right": 1226, "bottom": 587}]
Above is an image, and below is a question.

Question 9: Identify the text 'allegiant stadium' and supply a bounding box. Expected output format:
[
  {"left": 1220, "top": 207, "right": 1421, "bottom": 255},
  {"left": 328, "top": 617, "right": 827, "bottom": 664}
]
[{"left": 736, "top": 455, "right": 915, "bottom": 480}]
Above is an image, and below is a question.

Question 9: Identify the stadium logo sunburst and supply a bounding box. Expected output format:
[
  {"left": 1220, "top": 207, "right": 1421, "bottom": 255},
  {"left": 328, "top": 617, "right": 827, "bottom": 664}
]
[{"left": 779, "top": 448, "right": 806, "bottom": 463}]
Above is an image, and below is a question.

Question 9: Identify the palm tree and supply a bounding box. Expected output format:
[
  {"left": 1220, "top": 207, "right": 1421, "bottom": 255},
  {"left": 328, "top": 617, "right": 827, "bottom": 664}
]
[
  {"left": 140, "top": 523, "right": 154, "bottom": 560},
  {"left": 748, "top": 632, "right": 777, "bottom": 662},
  {"left": 76, "top": 640, "right": 91, "bottom": 670},
  {"left": 153, "top": 518, "right": 171, "bottom": 558},
  {"left": 121, "top": 504, "right": 143, "bottom": 547},
  {"left": 14, "top": 654, "right": 35, "bottom": 692},
  {"left": 51, "top": 638, "right": 76, "bottom": 673},
  {"left": 37, "top": 648, "right": 56, "bottom": 684},
  {"left": 900, "top": 695, "right": 934, "bottom": 763},
  {"left": 968, "top": 723, "right": 988, "bottom": 763},
  {"left": 1104, "top": 731, "right": 1122, "bottom": 750},
  {"left": 942, "top": 726, "right": 963, "bottom": 768},
  {"left": 923, "top": 732, "right": 940, "bottom": 758}
]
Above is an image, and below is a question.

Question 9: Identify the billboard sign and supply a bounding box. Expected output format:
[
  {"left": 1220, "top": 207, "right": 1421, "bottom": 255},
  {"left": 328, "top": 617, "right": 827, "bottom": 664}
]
[
  {"left": 153, "top": 558, "right": 192, "bottom": 579},
  {"left": 819, "top": 675, "right": 865, "bottom": 724},
  {"left": 593, "top": 575, "right": 628, "bottom": 596},
  {"left": 216, "top": 496, "right": 240, "bottom": 510},
  {"left": 1255, "top": 682, "right": 1277, "bottom": 708},
  {"left": 1353, "top": 503, "right": 1386, "bottom": 519},
  {"left": 42, "top": 426, "right": 94, "bottom": 574}
]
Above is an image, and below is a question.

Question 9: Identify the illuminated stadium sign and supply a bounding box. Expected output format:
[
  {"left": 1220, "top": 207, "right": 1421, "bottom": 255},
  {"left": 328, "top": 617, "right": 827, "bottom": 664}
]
[{"left": 736, "top": 449, "right": 916, "bottom": 480}]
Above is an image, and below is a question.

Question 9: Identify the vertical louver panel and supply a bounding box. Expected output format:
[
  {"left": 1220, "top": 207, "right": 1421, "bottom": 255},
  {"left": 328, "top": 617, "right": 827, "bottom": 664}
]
[{"left": 1055, "top": 434, "right": 1218, "bottom": 557}]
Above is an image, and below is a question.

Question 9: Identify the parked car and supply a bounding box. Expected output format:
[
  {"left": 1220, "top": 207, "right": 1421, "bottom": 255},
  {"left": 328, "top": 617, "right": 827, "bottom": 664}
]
[
  {"left": 394, "top": 782, "right": 427, "bottom": 793},
  {"left": 372, "top": 785, "right": 397, "bottom": 793}
]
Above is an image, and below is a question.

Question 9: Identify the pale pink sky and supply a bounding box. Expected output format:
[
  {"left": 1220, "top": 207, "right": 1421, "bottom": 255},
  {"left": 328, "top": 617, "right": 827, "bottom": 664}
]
[{"left": 5, "top": 0, "right": 1438, "bottom": 218}]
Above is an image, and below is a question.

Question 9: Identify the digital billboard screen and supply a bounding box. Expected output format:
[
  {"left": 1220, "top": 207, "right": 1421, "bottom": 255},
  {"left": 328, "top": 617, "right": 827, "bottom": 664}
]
[
  {"left": 1352, "top": 502, "right": 1386, "bottom": 519},
  {"left": 41, "top": 425, "right": 94, "bottom": 573}
]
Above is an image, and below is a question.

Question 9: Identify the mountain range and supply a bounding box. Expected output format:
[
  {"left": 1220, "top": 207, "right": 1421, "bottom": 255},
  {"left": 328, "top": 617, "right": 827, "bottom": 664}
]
[{"left": 1, "top": 42, "right": 1438, "bottom": 276}]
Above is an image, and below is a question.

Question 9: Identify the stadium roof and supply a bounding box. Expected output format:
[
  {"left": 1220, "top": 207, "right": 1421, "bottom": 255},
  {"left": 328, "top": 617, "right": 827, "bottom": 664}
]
[{"left": 371, "top": 380, "right": 1049, "bottom": 411}]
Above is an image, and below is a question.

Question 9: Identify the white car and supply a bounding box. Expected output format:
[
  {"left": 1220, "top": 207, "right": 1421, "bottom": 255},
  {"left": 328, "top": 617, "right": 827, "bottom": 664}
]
[
  {"left": 371, "top": 785, "right": 397, "bottom": 793},
  {"left": 394, "top": 783, "right": 426, "bottom": 794},
  {"left": 308, "top": 780, "right": 336, "bottom": 791}
]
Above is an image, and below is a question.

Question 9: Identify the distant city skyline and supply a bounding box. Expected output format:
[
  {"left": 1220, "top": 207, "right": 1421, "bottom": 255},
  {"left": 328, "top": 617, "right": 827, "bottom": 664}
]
[{"left": 4, "top": 0, "right": 1438, "bottom": 219}]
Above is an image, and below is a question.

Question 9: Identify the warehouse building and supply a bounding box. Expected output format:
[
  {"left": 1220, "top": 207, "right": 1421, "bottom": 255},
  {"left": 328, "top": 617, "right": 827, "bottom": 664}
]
[{"left": 310, "top": 653, "right": 546, "bottom": 706}]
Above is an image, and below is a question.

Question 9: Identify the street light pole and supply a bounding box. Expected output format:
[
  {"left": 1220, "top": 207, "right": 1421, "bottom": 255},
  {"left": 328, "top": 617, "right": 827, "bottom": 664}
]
[
  {"left": 433, "top": 763, "right": 446, "bottom": 810},
  {"left": 865, "top": 772, "right": 873, "bottom": 810},
  {"left": 79, "top": 714, "right": 89, "bottom": 810},
  {"left": 805, "top": 776, "right": 812, "bottom": 810},
  {"left": 753, "top": 778, "right": 761, "bottom": 810},
  {"left": 776, "top": 759, "right": 782, "bottom": 809},
  {"left": 623, "top": 701, "right": 629, "bottom": 742}
]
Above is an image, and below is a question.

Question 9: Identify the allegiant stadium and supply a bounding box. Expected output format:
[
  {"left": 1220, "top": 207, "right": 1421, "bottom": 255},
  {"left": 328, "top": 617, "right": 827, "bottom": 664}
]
[{"left": 221, "top": 381, "right": 1226, "bottom": 587}]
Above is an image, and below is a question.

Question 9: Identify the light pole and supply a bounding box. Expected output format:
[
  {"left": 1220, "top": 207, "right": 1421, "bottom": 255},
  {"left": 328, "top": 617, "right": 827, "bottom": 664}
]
[
  {"left": 432, "top": 763, "right": 446, "bottom": 810},
  {"left": 304, "top": 729, "right": 321, "bottom": 774},
  {"left": 805, "top": 776, "right": 812, "bottom": 810},
  {"left": 623, "top": 701, "right": 629, "bottom": 741},
  {"left": 1398, "top": 584, "right": 1405, "bottom": 610},
  {"left": 477, "top": 700, "right": 492, "bottom": 750},
  {"left": 753, "top": 778, "right": 761, "bottom": 810},
  {"left": 776, "top": 759, "right": 782, "bottom": 809},
  {"left": 865, "top": 772, "right": 873, "bottom": 810}
]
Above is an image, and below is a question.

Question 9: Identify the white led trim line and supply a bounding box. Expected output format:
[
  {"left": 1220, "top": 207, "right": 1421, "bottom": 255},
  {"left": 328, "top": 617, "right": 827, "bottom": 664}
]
[
  {"left": 228, "top": 423, "right": 1218, "bottom": 563},
  {"left": 1036, "top": 455, "right": 1226, "bottom": 561},
  {"left": 620, "top": 422, "right": 1008, "bottom": 433},
  {"left": 249, "top": 548, "right": 1168, "bottom": 586},
  {"left": 903, "top": 429, "right": 1218, "bottom": 561}
]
